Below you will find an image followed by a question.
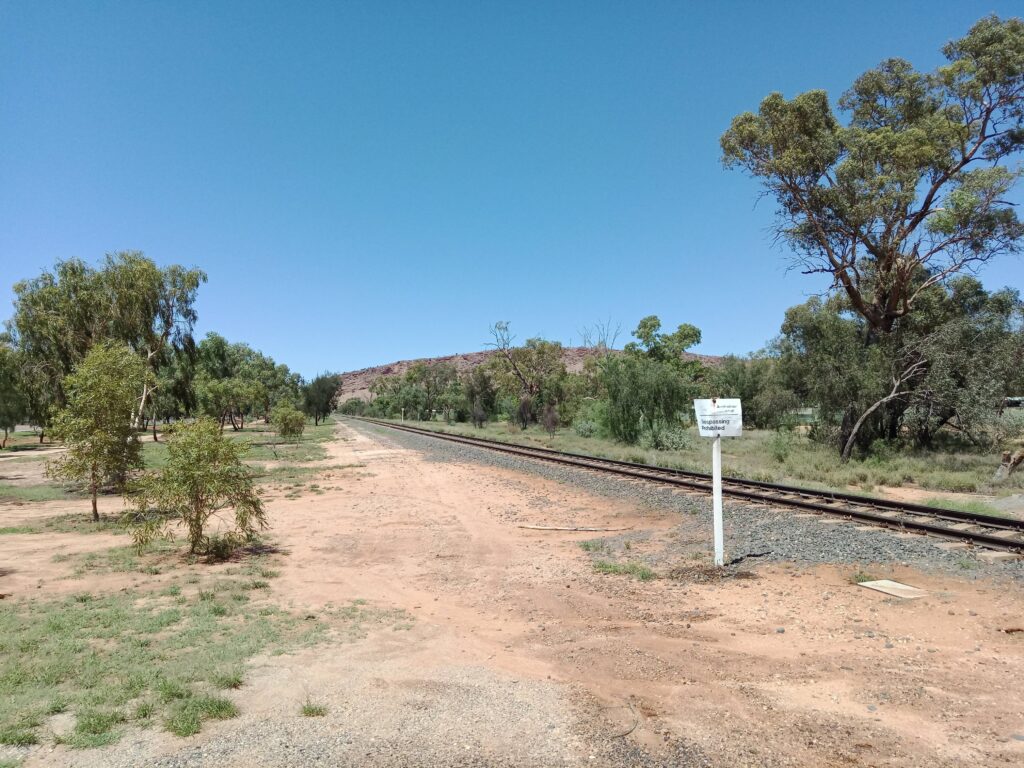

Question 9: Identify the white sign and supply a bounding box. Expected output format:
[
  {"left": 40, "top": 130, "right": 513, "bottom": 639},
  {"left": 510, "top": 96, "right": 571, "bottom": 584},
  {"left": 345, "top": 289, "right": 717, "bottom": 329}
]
[
  {"left": 693, "top": 398, "right": 743, "bottom": 438},
  {"left": 693, "top": 398, "right": 742, "bottom": 567}
]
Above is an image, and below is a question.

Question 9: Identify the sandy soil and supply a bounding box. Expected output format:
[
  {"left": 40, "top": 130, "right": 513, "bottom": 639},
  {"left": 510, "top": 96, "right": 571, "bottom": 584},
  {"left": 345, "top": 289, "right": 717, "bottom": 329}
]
[{"left": 3, "top": 421, "right": 1024, "bottom": 766}]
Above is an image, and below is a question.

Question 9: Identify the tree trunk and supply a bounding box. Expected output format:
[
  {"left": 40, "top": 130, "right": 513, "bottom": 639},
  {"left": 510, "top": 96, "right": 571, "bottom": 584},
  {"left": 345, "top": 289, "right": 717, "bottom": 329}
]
[
  {"left": 90, "top": 473, "right": 99, "bottom": 522},
  {"left": 994, "top": 450, "right": 1024, "bottom": 483},
  {"left": 39, "top": 430, "right": 45, "bottom": 444},
  {"left": 1, "top": 427, "right": 7, "bottom": 449},
  {"left": 152, "top": 414, "right": 159, "bottom": 442},
  {"left": 842, "top": 393, "right": 903, "bottom": 462}
]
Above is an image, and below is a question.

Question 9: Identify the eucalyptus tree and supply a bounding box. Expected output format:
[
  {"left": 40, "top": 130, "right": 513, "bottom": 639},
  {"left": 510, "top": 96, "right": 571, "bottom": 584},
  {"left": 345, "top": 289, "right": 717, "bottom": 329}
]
[
  {"left": 721, "top": 15, "right": 1024, "bottom": 336},
  {"left": 6, "top": 252, "right": 205, "bottom": 432},
  {"left": 487, "top": 322, "right": 567, "bottom": 426}
]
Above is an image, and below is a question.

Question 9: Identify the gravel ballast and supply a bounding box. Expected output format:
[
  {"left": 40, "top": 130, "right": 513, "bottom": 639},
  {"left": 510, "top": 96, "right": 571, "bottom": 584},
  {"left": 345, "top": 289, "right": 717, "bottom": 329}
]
[{"left": 357, "top": 421, "right": 1024, "bottom": 582}]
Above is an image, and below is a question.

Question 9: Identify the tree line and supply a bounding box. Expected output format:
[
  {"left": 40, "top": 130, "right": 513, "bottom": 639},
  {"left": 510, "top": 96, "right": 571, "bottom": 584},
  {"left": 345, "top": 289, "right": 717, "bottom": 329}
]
[{"left": 0, "top": 251, "right": 340, "bottom": 447}]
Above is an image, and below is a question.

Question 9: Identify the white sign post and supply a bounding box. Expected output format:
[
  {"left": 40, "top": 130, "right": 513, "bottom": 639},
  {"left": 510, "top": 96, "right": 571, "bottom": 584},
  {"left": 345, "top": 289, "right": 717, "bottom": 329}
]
[{"left": 693, "top": 398, "right": 743, "bottom": 566}]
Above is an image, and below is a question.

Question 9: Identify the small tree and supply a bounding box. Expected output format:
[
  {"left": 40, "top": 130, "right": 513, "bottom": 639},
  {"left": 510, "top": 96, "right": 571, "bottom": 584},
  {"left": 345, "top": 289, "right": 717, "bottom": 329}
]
[
  {"left": 47, "top": 342, "right": 150, "bottom": 521},
  {"left": 272, "top": 402, "right": 306, "bottom": 443},
  {"left": 303, "top": 373, "right": 340, "bottom": 425},
  {"left": 127, "top": 418, "right": 266, "bottom": 555}
]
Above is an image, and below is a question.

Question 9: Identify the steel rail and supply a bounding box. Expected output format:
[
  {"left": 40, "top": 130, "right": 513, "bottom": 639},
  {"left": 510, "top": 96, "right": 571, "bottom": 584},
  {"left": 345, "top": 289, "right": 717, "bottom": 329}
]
[{"left": 348, "top": 417, "right": 1023, "bottom": 553}]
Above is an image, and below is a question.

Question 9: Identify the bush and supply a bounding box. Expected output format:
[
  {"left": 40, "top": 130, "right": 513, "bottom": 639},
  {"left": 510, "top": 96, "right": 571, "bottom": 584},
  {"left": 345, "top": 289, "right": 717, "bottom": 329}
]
[
  {"left": 639, "top": 426, "right": 691, "bottom": 451},
  {"left": 126, "top": 419, "right": 267, "bottom": 555},
  {"left": 271, "top": 403, "right": 306, "bottom": 443},
  {"left": 768, "top": 430, "right": 793, "bottom": 463},
  {"left": 573, "top": 419, "right": 597, "bottom": 438}
]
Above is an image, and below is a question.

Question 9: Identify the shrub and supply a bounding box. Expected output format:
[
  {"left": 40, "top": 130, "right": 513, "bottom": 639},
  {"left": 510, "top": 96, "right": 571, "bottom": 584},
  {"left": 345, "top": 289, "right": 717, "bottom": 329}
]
[
  {"left": 271, "top": 403, "right": 306, "bottom": 443},
  {"left": 768, "top": 430, "right": 793, "bottom": 463},
  {"left": 573, "top": 419, "right": 597, "bottom": 438},
  {"left": 126, "top": 419, "right": 267, "bottom": 555},
  {"left": 639, "top": 426, "right": 690, "bottom": 451}
]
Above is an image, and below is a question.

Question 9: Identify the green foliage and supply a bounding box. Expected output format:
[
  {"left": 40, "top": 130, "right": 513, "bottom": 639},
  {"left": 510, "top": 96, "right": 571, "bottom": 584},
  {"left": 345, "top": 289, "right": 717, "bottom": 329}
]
[
  {"left": 47, "top": 342, "right": 152, "bottom": 519},
  {"left": 573, "top": 419, "right": 597, "bottom": 438},
  {"left": 462, "top": 365, "right": 497, "bottom": 425},
  {"left": 6, "top": 253, "right": 205, "bottom": 430},
  {"left": 767, "top": 429, "right": 794, "bottom": 463},
  {"left": 126, "top": 418, "right": 267, "bottom": 555},
  {"left": 706, "top": 355, "right": 799, "bottom": 429},
  {"left": 624, "top": 315, "right": 702, "bottom": 368},
  {"left": 271, "top": 402, "right": 306, "bottom": 443},
  {"left": 721, "top": 15, "right": 1024, "bottom": 337},
  {"left": 339, "top": 397, "right": 368, "bottom": 416},
  {"left": 639, "top": 425, "right": 691, "bottom": 452},
  {"left": 300, "top": 700, "right": 328, "bottom": 717},
  {"left": 599, "top": 316, "right": 703, "bottom": 445},
  {"left": 487, "top": 322, "right": 568, "bottom": 427},
  {"left": 303, "top": 373, "right": 341, "bottom": 425},
  {"left": 776, "top": 278, "right": 1024, "bottom": 456},
  {"left": 195, "top": 332, "right": 302, "bottom": 430},
  {"left": 0, "top": 342, "right": 27, "bottom": 447},
  {"left": 601, "top": 355, "right": 695, "bottom": 444}
]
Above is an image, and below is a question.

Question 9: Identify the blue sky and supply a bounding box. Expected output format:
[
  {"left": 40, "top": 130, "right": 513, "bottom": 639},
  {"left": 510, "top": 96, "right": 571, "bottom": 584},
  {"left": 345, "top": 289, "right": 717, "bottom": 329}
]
[{"left": 2, "top": 1, "right": 1021, "bottom": 377}]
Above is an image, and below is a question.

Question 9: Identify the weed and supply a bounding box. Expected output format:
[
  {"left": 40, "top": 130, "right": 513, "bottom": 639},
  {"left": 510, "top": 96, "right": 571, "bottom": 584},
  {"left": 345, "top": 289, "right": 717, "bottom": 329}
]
[
  {"left": 0, "top": 726, "right": 37, "bottom": 746},
  {"left": 165, "top": 695, "right": 238, "bottom": 736},
  {"left": 849, "top": 571, "right": 877, "bottom": 584},
  {"left": 593, "top": 560, "right": 656, "bottom": 581},
  {"left": 300, "top": 699, "right": 328, "bottom": 717},
  {"left": 0, "top": 526, "right": 35, "bottom": 535},
  {"left": 213, "top": 669, "right": 244, "bottom": 690},
  {"left": 578, "top": 540, "right": 606, "bottom": 553},
  {"left": 156, "top": 679, "right": 191, "bottom": 704}
]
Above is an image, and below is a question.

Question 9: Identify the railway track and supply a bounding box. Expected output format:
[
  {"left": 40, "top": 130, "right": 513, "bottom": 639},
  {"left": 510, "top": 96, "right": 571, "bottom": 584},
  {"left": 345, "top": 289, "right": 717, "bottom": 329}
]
[{"left": 349, "top": 417, "right": 1024, "bottom": 554}]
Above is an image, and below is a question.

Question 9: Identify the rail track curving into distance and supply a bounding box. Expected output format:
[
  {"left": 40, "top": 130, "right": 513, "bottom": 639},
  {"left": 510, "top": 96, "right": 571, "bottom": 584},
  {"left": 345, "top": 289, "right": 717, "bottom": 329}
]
[{"left": 348, "top": 417, "right": 1024, "bottom": 554}]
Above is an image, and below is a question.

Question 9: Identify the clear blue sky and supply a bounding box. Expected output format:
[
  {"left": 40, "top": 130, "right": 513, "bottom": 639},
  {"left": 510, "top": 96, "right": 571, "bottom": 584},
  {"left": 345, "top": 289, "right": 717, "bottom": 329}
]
[{"left": 2, "top": 1, "right": 1021, "bottom": 377}]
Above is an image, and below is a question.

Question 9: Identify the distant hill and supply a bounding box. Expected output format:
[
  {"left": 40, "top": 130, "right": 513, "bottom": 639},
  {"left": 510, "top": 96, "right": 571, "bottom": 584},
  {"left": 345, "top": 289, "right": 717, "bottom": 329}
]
[{"left": 337, "top": 347, "right": 723, "bottom": 402}]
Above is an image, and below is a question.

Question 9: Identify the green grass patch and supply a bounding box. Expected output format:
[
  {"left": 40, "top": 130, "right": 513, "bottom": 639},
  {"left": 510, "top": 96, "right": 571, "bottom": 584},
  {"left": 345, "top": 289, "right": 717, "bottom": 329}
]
[
  {"left": 1, "top": 514, "right": 124, "bottom": 537},
  {"left": 0, "top": 482, "right": 73, "bottom": 503},
  {"left": 593, "top": 560, "right": 657, "bottom": 581},
  {"left": 164, "top": 696, "right": 238, "bottom": 737},
  {"left": 0, "top": 576, "right": 395, "bottom": 747},
  {"left": 923, "top": 498, "right": 1008, "bottom": 518},
  {"left": 849, "top": 570, "right": 877, "bottom": 584},
  {"left": 578, "top": 539, "right": 608, "bottom": 553}
]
